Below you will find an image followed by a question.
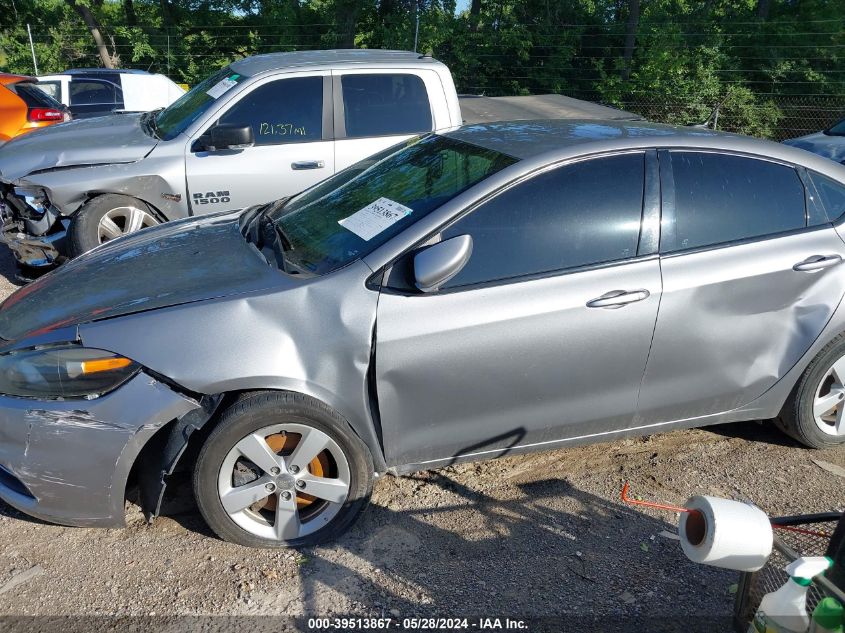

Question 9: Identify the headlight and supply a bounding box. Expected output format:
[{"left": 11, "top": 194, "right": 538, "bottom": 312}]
[
  {"left": 13, "top": 187, "right": 49, "bottom": 215},
  {"left": 0, "top": 345, "right": 139, "bottom": 399}
]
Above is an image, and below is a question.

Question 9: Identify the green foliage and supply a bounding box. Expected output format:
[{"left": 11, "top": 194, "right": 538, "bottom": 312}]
[{"left": 0, "top": 0, "right": 842, "bottom": 139}]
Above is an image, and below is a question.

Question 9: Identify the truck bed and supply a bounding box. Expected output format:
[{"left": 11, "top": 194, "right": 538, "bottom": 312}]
[{"left": 458, "top": 94, "right": 642, "bottom": 124}]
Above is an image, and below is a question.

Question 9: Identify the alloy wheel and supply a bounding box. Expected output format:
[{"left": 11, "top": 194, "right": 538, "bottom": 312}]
[
  {"left": 812, "top": 355, "right": 845, "bottom": 436},
  {"left": 217, "top": 423, "right": 351, "bottom": 541},
  {"left": 97, "top": 206, "right": 159, "bottom": 243}
]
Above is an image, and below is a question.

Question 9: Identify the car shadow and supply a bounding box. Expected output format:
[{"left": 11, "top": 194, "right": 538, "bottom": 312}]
[
  {"left": 156, "top": 462, "right": 737, "bottom": 629},
  {"left": 703, "top": 419, "right": 804, "bottom": 448}
]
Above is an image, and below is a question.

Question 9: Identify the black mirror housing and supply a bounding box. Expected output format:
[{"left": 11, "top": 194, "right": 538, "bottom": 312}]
[{"left": 207, "top": 124, "right": 255, "bottom": 151}]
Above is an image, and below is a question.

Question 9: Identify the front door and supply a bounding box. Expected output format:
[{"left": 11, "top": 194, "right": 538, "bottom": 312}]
[
  {"left": 375, "top": 152, "right": 663, "bottom": 467},
  {"left": 185, "top": 73, "right": 334, "bottom": 213}
]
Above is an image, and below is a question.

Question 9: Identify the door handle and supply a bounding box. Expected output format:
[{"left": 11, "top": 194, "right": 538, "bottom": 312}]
[
  {"left": 586, "top": 289, "right": 650, "bottom": 309},
  {"left": 291, "top": 160, "right": 325, "bottom": 170},
  {"left": 792, "top": 255, "right": 843, "bottom": 272}
]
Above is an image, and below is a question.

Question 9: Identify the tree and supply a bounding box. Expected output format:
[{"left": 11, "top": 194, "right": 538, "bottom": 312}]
[{"left": 64, "top": 0, "right": 116, "bottom": 68}]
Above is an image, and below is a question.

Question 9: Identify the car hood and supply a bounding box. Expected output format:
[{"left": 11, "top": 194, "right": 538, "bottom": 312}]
[
  {"left": 0, "top": 113, "right": 157, "bottom": 182},
  {"left": 0, "top": 210, "right": 282, "bottom": 342},
  {"left": 783, "top": 132, "right": 845, "bottom": 164}
]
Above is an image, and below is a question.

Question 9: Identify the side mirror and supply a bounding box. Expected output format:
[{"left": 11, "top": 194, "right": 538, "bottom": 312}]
[
  {"left": 413, "top": 234, "right": 473, "bottom": 293},
  {"left": 206, "top": 124, "right": 254, "bottom": 151}
]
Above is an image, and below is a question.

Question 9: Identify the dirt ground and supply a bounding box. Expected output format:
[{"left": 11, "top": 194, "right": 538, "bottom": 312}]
[{"left": 0, "top": 248, "right": 843, "bottom": 631}]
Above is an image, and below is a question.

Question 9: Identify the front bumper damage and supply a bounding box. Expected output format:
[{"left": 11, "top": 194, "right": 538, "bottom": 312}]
[
  {"left": 0, "top": 184, "right": 69, "bottom": 272},
  {"left": 0, "top": 372, "right": 200, "bottom": 527}
]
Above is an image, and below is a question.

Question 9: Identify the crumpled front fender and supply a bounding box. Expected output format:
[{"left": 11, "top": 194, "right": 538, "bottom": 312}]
[{"left": 0, "top": 372, "right": 200, "bottom": 527}]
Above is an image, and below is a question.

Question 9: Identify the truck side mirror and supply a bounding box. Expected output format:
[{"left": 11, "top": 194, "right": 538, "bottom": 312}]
[
  {"left": 413, "top": 234, "right": 473, "bottom": 293},
  {"left": 205, "top": 124, "right": 255, "bottom": 151}
]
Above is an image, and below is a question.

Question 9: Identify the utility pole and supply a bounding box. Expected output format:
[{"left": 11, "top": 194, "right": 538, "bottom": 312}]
[
  {"left": 26, "top": 24, "right": 39, "bottom": 75},
  {"left": 413, "top": 0, "right": 420, "bottom": 53}
]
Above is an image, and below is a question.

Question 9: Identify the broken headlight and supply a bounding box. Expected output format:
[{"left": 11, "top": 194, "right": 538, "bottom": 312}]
[
  {"left": 13, "top": 187, "right": 49, "bottom": 215},
  {"left": 0, "top": 345, "right": 139, "bottom": 399}
]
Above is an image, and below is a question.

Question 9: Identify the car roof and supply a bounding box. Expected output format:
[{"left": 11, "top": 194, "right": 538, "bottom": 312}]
[
  {"left": 63, "top": 68, "right": 150, "bottom": 75},
  {"left": 0, "top": 73, "right": 34, "bottom": 86},
  {"left": 442, "top": 119, "right": 845, "bottom": 178},
  {"left": 230, "top": 49, "right": 440, "bottom": 77}
]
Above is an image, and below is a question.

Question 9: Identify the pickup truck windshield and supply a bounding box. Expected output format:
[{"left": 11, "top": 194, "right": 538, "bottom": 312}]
[
  {"left": 271, "top": 134, "right": 518, "bottom": 275},
  {"left": 154, "top": 67, "right": 247, "bottom": 140}
]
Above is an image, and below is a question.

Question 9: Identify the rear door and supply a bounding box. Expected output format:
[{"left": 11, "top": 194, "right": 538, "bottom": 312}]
[
  {"left": 637, "top": 150, "right": 845, "bottom": 424},
  {"left": 375, "top": 152, "right": 663, "bottom": 466},
  {"left": 184, "top": 72, "right": 334, "bottom": 212},
  {"left": 333, "top": 70, "right": 439, "bottom": 172}
]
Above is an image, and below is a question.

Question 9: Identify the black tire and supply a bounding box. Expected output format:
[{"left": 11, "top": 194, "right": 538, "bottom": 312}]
[
  {"left": 193, "top": 391, "right": 373, "bottom": 548},
  {"left": 779, "top": 334, "right": 845, "bottom": 449},
  {"left": 68, "top": 194, "right": 159, "bottom": 257}
]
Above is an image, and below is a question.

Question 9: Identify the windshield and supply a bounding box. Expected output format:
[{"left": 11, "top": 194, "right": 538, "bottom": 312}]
[
  {"left": 826, "top": 119, "right": 845, "bottom": 136},
  {"left": 271, "top": 134, "right": 519, "bottom": 275},
  {"left": 154, "top": 67, "right": 247, "bottom": 140}
]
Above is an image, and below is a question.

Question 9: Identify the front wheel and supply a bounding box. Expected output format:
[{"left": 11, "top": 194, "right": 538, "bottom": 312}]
[
  {"left": 779, "top": 335, "right": 845, "bottom": 448},
  {"left": 193, "top": 392, "right": 374, "bottom": 548},
  {"left": 68, "top": 194, "right": 160, "bottom": 257}
]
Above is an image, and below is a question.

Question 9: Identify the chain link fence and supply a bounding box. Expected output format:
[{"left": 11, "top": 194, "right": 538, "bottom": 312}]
[{"left": 609, "top": 95, "right": 845, "bottom": 141}]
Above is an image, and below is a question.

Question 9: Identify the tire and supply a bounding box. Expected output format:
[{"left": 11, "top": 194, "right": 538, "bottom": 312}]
[
  {"left": 779, "top": 334, "right": 845, "bottom": 448},
  {"left": 68, "top": 194, "right": 160, "bottom": 257},
  {"left": 193, "top": 391, "right": 373, "bottom": 548}
]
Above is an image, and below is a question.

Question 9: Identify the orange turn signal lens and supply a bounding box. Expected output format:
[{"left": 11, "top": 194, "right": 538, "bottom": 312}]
[{"left": 79, "top": 357, "right": 133, "bottom": 374}]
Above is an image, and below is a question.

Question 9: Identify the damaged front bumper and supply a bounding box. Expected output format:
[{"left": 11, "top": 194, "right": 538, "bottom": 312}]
[
  {"left": 0, "top": 372, "right": 200, "bottom": 527},
  {"left": 0, "top": 186, "right": 69, "bottom": 270}
]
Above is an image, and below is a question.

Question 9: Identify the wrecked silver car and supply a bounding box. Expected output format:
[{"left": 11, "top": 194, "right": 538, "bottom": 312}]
[{"left": 1, "top": 120, "right": 845, "bottom": 548}]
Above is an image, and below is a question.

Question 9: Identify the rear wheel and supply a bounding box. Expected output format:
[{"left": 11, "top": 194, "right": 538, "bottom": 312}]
[
  {"left": 68, "top": 194, "right": 160, "bottom": 257},
  {"left": 780, "top": 335, "right": 845, "bottom": 448},
  {"left": 193, "top": 392, "right": 373, "bottom": 548}
]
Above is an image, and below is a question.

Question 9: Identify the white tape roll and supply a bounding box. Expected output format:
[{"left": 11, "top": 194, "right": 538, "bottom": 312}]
[{"left": 678, "top": 495, "right": 773, "bottom": 572}]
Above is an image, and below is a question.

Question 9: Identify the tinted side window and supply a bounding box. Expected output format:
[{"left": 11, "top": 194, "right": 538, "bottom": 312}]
[
  {"left": 809, "top": 172, "right": 845, "bottom": 223},
  {"left": 342, "top": 74, "right": 432, "bottom": 138},
  {"left": 69, "top": 80, "right": 120, "bottom": 106},
  {"left": 439, "top": 153, "right": 645, "bottom": 289},
  {"left": 664, "top": 152, "right": 806, "bottom": 252},
  {"left": 219, "top": 76, "right": 323, "bottom": 146}
]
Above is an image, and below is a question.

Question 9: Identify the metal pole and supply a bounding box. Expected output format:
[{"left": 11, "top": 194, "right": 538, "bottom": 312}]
[
  {"left": 167, "top": 32, "right": 171, "bottom": 77},
  {"left": 413, "top": 0, "right": 420, "bottom": 53},
  {"left": 26, "top": 24, "right": 39, "bottom": 75}
]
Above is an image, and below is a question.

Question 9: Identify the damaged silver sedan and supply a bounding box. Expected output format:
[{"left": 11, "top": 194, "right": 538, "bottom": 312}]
[{"left": 1, "top": 120, "right": 845, "bottom": 548}]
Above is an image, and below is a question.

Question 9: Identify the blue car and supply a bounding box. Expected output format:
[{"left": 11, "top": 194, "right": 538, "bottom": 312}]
[{"left": 783, "top": 118, "right": 845, "bottom": 164}]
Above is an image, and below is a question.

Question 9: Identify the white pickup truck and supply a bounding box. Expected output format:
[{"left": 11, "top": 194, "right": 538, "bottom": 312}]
[{"left": 0, "top": 49, "right": 640, "bottom": 274}]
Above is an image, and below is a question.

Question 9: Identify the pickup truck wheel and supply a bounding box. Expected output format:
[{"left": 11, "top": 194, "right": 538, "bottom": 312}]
[
  {"left": 193, "top": 392, "right": 374, "bottom": 548},
  {"left": 68, "top": 194, "right": 160, "bottom": 257}
]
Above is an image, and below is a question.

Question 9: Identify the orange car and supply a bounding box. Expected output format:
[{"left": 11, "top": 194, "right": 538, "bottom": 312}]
[{"left": 0, "top": 73, "right": 70, "bottom": 143}]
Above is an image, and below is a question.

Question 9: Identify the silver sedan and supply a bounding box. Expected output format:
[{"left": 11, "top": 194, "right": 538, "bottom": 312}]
[{"left": 0, "top": 119, "right": 844, "bottom": 548}]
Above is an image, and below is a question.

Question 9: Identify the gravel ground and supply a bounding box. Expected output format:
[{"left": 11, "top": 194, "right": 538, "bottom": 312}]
[{"left": 0, "top": 248, "right": 842, "bottom": 631}]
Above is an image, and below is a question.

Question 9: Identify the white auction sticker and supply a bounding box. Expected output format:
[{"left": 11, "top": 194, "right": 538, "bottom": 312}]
[
  {"left": 338, "top": 197, "right": 413, "bottom": 241},
  {"left": 206, "top": 76, "right": 239, "bottom": 99}
]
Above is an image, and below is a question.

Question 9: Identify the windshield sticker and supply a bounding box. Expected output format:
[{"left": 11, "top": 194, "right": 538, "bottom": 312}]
[
  {"left": 206, "top": 76, "right": 239, "bottom": 99},
  {"left": 339, "top": 197, "right": 413, "bottom": 241}
]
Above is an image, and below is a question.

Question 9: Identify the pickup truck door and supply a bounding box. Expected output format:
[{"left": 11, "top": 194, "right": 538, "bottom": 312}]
[
  {"left": 332, "top": 70, "right": 444, "bottom": 172},
  {"left": 184, "top": 72, "right": 334, "bottom": 213}
]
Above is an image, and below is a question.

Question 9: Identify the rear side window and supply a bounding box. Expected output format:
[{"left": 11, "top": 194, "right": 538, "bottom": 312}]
[
  {"left": 663, "top": 152, "right": 806, "bottom": 253},
  {"left": 8, "top": 82, "right": 64, "bottom": 109},
  {"left": 218, "top": 76, "right": 323, "bottom": 146},
  {"left": 438, "top": 153, "right": 645, "bottom": 289},
  {"left": 341, "top": 74, "right": 432, "bottom": 138},
  {"left": 809, "top": 172, "right": 845, "bottom": 222},
  {"left": 69, "top": 80, "right": 121, "bottom": 106}
]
